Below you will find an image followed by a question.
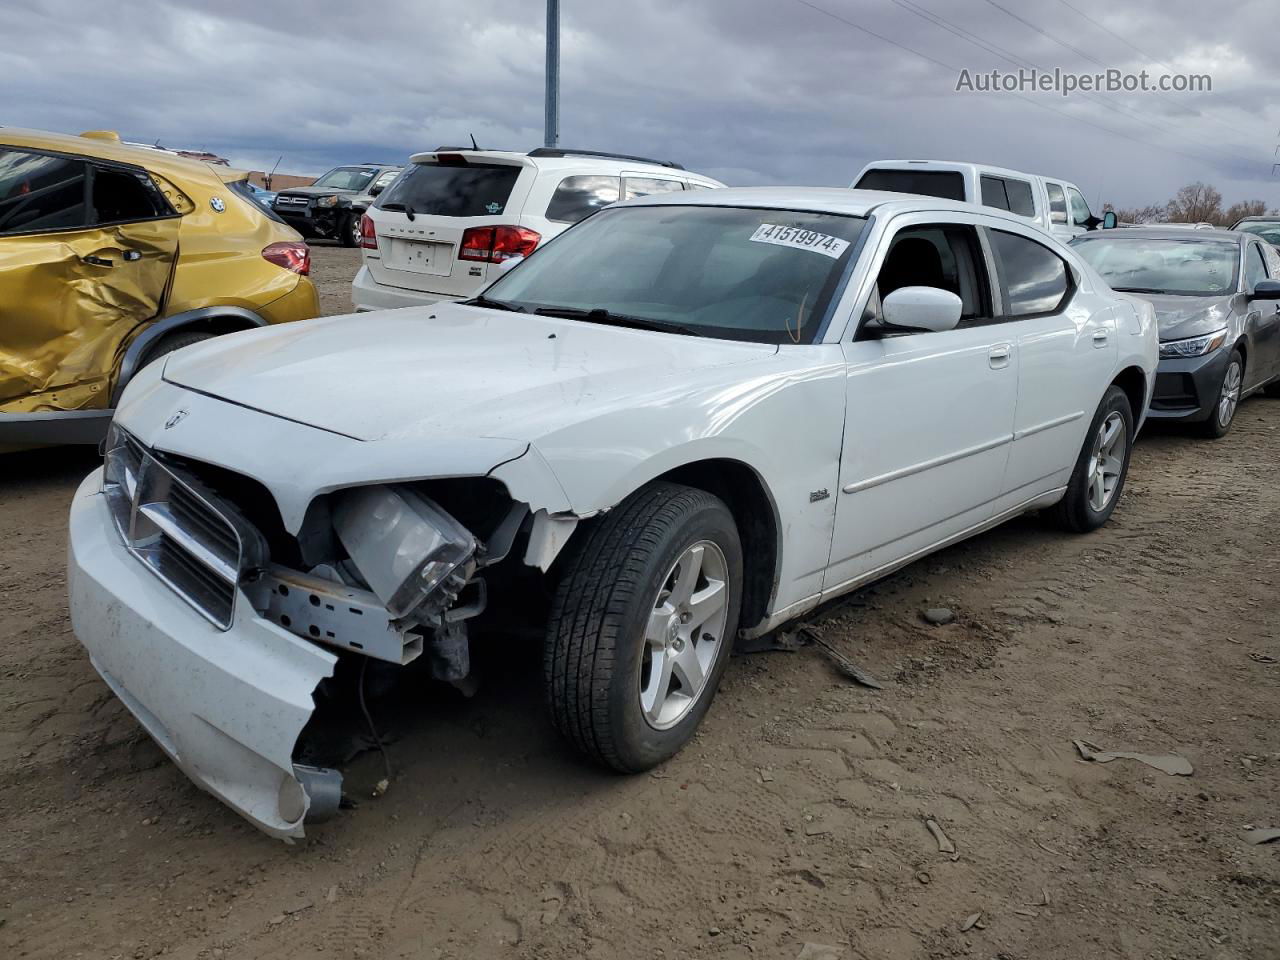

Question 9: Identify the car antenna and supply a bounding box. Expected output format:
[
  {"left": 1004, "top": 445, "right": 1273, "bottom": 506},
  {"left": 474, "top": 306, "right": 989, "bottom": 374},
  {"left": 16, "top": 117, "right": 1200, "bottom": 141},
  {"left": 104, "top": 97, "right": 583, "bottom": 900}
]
[
  {"left": 266, "top": 155, "right": 281, "bottom": 191},
  {"left": 470, "top": 133, "right": 479, "bottom": 150}
]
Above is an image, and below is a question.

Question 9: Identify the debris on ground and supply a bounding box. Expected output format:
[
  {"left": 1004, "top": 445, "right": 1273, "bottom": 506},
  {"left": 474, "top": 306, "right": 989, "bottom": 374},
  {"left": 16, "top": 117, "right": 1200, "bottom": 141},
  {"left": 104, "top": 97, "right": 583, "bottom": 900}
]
[
  {"left": 798, "top": 625, "right": 883, "bottom": 689},
  {"left": 1243, "top": 827, "right": 1280, "bottom": 845},
  {"left": 922, "top": 607, "right": 955, "bottom": 625},
  {"left": 925, "top": 817, "right": 957, "bottom": 856},
  {"left": 959, "top": 913, "right": 983, "bottom": 932},
  {"left": 1248, "top": 653, "right": 1277, "bottom": 665},
  {"left": 372, "top": 778, "right": 390, "bottom": 798},
  {"left": 1073, "top": 739, "right": 1194, "bottom": 776}
]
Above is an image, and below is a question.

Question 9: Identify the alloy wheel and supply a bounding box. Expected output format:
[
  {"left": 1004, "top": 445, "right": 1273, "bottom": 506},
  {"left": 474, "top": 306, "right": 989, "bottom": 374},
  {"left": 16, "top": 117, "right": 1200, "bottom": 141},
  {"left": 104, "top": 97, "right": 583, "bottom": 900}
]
[
  {"left": 1086, "top": 411, "right": 1127, "bottom": 512},
  {"left": 639, "top": 540, "right": 729, "bottom": 730},
  {"left": 1218, "top": 360, "right": 1242, "bottom": 427}
]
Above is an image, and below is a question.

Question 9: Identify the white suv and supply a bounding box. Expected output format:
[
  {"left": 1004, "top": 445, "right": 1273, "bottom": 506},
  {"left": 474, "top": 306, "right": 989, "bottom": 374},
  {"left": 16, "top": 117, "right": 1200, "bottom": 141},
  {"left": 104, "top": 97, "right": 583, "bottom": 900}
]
[{"left": 352, "top": 147, "right": 725, "bottom": 310}]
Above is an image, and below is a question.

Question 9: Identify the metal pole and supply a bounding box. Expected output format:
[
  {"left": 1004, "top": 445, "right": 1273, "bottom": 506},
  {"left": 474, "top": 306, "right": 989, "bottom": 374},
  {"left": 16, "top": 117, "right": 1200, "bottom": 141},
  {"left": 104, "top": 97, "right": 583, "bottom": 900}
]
[{"left": 545, "top": 0, "right": 560, "bottom": 148}]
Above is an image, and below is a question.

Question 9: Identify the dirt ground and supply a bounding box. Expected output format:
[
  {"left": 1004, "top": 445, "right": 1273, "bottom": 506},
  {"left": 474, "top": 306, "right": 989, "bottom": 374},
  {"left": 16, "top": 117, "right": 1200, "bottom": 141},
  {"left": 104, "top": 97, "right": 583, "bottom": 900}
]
[{"left": 2, "top": 246, "right": 1278, "bottom": 960}]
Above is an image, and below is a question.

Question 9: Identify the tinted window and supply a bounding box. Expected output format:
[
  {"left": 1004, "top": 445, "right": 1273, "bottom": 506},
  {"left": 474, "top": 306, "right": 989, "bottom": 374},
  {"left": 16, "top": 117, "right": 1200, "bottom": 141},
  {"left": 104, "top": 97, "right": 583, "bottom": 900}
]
[
  {"left": 485, "top": 205, "right": 867, "bottom": 344},
  {"left": 1071, "top": 236, "right": 1238, "bottom": 297},
  {"left": 1046, "top": 183, "right": 1068, "bottom": 224},
  {"left": 1246, "top": 243, "right": 1268, "bottom": 291},
  {"left": 1004, "top": 179, "right": 1035, "bottom": 218},
  {"left": 545, "top": 175, "right": 620, "bottom": 223},
  {"left": 0, "top": 148, "right": 88, "bottom": 235},
  {"left": 991, "top": 230, "right": 1070, "bottom": 316},
  {"left": 377, "top": 162, "right": 521, "bottom": 217},
  {"left": 92, "top": 166, "right": 170, "bottom": 224},
  {"left": 624, "top": 176, "right": 684, "bottom": 201},
  {"left": 1068, "top": 187, "right": 1092, "bottom": 225},
  {"left": 854, "top": 169, "right": 965, "bottom": 201},
  {"left": 980, "top": 175, "right": 1010, "bottom": 212},
  {"left": 371, "top": 169, "right": 399, "bottom": 191}
]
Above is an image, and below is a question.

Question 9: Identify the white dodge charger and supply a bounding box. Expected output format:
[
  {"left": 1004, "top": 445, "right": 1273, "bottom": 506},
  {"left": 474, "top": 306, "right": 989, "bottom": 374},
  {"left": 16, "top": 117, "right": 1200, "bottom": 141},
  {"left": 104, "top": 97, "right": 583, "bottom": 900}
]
[{"left": 67, "top": 187, "right": 1158, "bottom": 838}]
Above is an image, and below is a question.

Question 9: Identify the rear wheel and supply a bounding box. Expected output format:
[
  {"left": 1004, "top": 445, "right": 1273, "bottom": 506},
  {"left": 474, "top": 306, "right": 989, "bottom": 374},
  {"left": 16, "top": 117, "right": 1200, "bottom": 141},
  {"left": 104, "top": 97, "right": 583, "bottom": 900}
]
[
  {"left": 1053, "top": 385, "right": 1134, "bottom": 533},
  {"left": 141, "top": 330, "right": 215, "bottom": 368},
  {"left": 544, "top": 482, "right": 742, "bottom": 772},
  {"left": 1197, "top": 349, "right": 1243, "bottom": 438}
]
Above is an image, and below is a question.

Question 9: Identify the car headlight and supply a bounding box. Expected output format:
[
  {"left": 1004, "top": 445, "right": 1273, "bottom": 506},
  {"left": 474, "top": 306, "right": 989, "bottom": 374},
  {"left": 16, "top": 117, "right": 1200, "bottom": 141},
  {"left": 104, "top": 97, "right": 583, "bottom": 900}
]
[
  {"left": 316, "top": 195, "right": 339, "bottom": 208},
  {"left": 1159, "top": 329, "right": 1227, "bottom": 359},
  {"left": 333, "top": 485, "right": 476, "bottom": 622}
]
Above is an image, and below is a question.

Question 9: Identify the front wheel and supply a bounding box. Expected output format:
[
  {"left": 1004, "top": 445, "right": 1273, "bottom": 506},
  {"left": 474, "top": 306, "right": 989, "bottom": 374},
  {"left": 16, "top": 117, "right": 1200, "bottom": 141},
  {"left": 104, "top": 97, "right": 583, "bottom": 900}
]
[
  {"left": 544, "top": 482, "right": 743, "bottom": 772},
  {"left": 1053, "top": 385, "right": 1134, "bottom": 533},
  {"left": 339, "top": 211, "right": 361, "bottom": 248},
  {"left": 1197, "top": 349, "right": 1244, "bottom": 438}
]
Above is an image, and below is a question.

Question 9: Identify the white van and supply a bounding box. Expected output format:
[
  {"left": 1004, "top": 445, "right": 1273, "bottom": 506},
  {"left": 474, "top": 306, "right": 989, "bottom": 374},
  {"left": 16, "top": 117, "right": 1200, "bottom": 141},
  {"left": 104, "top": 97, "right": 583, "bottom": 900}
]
[
  {"left": 851, "top": 160, "right": 1102, "bottom": 240},
  {"left": 353, "top": 148, "right": 725, "bottom": 310}
]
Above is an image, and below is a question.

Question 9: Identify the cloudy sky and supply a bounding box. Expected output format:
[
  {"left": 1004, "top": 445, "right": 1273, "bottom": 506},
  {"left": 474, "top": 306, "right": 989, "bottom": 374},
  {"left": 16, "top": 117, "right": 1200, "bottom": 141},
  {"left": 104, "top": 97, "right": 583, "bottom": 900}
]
[{"left": 3, "top": 0, "right": 1276, "bottom": 209}]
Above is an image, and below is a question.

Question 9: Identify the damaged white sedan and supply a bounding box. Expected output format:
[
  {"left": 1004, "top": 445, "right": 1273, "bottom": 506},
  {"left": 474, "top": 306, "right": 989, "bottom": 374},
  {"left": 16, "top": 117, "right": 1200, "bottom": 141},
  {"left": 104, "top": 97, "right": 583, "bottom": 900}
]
[{"left": 68, "top": 187, "right": 1158, "bottom": 838}]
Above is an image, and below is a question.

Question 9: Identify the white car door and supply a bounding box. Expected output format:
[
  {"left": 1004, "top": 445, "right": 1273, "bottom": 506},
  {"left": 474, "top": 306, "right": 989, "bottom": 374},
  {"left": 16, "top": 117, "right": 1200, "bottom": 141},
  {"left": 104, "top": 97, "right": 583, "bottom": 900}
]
[
  {"left": 825, "top": 215, "right": 1019, "bottom": 594},
  {"left": 991, "top": 225, "right": 1116, "bottom": 511}
]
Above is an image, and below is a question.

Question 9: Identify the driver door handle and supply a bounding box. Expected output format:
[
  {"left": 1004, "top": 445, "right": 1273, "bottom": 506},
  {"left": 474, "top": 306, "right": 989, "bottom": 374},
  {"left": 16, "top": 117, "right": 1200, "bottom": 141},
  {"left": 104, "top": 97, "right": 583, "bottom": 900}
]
[
  {"left": 988, "top": 343, "right": 1012, "bottom": 369},
  {"left": 82, "top": 254, "right": 113, "bottom": 267},
  {"left": 1092, "top": 329, "right": 1109, "bottom": 347}
]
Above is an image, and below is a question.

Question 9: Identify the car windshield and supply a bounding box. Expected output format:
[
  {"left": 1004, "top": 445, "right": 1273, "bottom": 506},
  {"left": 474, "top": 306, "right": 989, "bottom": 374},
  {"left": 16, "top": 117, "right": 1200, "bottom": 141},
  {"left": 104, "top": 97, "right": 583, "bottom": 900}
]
[
  {"left": 311, "top": 167, "right": 378, "bottom": 191},
  {"left": 1071, "top": 236, "right": 1239, "bottom": 296},
  {"left": 481, "top": 205, "right": 866, "bottom": 344},
  {"left": 1235, "top": 221, "right": 1280, "bottom": 246}
]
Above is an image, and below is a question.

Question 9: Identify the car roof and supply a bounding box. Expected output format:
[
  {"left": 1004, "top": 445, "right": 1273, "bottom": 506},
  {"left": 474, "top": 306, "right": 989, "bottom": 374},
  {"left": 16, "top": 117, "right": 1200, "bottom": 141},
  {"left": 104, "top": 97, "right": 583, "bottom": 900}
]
[
  {"left": 861, "top": 158, "right": 1075, "bottom": 185},
  {"left": 406, "top": 148, "right": 723, "bottom": 185},
  {"left": 1233, "top": 215, "right": 1280, "bottom": 223},
  {"left": 618, "top": 185, "right": 1049, "bottom": 226},
  {"left": 0, "top": 126, "right": 247, "bottom": 182},
  {"left": 1078, "top": 226, "right": 1246, "bottom": 244}
]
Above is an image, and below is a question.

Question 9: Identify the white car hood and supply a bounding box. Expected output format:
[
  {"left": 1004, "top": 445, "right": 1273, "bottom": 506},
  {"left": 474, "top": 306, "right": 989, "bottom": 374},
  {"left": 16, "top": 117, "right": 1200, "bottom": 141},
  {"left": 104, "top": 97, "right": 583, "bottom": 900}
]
[{"left": 163, "top": 305, "right": 779, "bottom": 442}]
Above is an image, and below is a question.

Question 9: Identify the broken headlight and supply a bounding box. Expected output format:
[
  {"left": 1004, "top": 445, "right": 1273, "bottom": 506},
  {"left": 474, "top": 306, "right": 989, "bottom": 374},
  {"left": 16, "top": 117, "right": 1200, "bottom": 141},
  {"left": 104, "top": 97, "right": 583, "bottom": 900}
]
[{"left": 332, "top": 485, "right": 477, "bottom": 623}]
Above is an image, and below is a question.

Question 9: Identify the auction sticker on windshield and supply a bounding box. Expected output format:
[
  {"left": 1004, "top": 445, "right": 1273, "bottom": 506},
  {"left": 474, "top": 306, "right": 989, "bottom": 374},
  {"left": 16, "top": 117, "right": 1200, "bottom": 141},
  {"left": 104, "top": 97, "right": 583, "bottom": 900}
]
[{"left": 750, "top": 223, "right": 850, "bottom": 259}]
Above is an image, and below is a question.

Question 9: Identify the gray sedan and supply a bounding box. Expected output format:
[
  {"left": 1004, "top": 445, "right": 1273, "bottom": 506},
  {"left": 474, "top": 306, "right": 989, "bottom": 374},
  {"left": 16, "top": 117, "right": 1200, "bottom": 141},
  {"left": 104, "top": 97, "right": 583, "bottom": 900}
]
[{"left": 1071, "top": 228, "right": 1280, "bottom": 437}]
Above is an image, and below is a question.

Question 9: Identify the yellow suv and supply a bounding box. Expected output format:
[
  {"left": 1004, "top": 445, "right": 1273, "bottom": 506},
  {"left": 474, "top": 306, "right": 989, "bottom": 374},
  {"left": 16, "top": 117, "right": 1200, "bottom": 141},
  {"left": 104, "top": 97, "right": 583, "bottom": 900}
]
[{"left": 1, "top": 127, "right": 319, "bottom": 450}]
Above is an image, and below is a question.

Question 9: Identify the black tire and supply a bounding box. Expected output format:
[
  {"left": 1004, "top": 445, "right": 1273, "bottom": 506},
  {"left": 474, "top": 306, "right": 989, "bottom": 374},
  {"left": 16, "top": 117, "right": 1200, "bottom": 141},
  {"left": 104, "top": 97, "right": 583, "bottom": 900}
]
[
  {"left": 544, "top": 481, "right": 743, "bottom": 772},
  {"left": 141, "top": 330, "right": 215, "bottom": 368},
  {"left": 1196, "top": 349, "right": 1244, "bottom": 439},
  {"left": 340, "top": 211, "right": 361, "bottom": 248},
  {"left": 1053, "top": 384, "right": 1134, "bottom": 533}
]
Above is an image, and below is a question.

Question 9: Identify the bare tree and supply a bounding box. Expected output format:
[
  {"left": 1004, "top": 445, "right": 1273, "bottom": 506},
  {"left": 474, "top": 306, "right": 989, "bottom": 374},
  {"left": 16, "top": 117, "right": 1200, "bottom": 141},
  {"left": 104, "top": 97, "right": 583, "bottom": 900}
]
[
  {"left": 1223, "top": 199, "right": 1269, "bottom": 225},
  {"left": 1104, "top": 202, "right": 1164, "bottom": 225},
  {"left": 1165, "top": 182, "right": 1223, "bottom": 224}
]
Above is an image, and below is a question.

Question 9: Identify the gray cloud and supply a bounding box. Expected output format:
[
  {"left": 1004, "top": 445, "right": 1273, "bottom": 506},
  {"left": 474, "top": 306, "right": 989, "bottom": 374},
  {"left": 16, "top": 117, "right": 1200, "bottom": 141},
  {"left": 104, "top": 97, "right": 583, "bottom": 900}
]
[{"left": 1, "top": 0, "right": 1276, "bottom": 209}]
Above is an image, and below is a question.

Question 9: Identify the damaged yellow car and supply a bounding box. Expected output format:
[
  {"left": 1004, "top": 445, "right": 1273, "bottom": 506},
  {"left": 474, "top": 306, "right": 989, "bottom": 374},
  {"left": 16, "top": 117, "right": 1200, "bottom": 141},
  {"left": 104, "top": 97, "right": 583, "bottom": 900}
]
[{"left": 1, "top": 128, "right": 318, "bottom": 450}]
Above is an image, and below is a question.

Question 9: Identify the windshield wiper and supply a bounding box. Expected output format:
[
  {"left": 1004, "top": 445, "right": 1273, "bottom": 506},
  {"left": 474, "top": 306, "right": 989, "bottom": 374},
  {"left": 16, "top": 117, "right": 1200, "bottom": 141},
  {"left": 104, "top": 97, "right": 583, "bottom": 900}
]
[
  {"left": 465, "top": 294, "right": 526, "bottom": 312},
  {"left": 379, "top": 201, "right": 415, "bottom": 221},
  {"left": 1111, "top": 286, "right": 1166, "bottom": 294},
  {"left": 532, "top": 306, "right": 700, "bottom": 337}
]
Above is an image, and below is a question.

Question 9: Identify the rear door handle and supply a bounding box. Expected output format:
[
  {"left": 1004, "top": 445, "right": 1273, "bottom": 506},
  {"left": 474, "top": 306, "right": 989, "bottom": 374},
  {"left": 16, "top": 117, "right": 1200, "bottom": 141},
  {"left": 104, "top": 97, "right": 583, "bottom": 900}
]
[
  {"left": 988, "top": 343, "right": 1012, "bottom": 368},
  {"left": 82, "top": 254, "right": 114, "bottom": 267},
  {"left": 1092, "top": 329, "right": 1109, "bottom": 347}
]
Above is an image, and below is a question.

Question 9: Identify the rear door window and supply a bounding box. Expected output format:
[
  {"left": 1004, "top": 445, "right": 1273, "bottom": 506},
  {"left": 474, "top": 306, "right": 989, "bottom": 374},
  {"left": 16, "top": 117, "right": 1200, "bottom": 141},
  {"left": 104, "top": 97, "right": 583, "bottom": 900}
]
[
  {"left": 990, "top": 229, "right": 1071, "bottom": 317},
  {"left": 0, "top": 147, "right": 89, "bottom": 235},
  {"left": 854, "top": 168, "right": 966, "bottom": 201},
  {"left": 1003, "top": 179, "right": 1035, "bottom": 218},
  {"left": 376, "top": 162, "right": 522, "bottom": 217},
  {"left": 980, "top": 175, "right": 1011, "bottom": 212},
  {"left": 91, "top": 165, "right": 172, "bottom": 225},
  {"left": 545, "top": 175, "right": 620, "bottom": 223},
  {"left": 1046, "top": 183, "right": 1068, "bottom": 224},
  {"left": 623, "top": 176, "right": 684, "bottom": 201}
]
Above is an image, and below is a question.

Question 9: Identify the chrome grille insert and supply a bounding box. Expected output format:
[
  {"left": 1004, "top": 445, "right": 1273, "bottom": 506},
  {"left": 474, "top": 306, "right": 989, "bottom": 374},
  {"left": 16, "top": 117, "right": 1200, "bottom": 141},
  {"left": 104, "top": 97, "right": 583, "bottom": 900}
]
[{"left": 103, "top": 428, "right": 265, "bottom": 630}]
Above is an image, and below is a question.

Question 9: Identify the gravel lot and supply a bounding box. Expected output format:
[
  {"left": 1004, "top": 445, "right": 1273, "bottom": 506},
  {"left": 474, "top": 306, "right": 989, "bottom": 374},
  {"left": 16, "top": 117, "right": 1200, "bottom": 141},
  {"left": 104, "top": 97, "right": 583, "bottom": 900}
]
[{"left": 2, "top": 245, "right": 1277, "bottom": 960}]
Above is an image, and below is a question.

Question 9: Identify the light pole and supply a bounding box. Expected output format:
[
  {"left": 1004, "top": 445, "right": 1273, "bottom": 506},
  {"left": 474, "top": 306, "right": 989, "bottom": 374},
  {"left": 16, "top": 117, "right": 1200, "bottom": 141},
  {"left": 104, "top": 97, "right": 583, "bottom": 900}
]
[{"left": 545, "top": 0, "right": 560, "bottom": 148}]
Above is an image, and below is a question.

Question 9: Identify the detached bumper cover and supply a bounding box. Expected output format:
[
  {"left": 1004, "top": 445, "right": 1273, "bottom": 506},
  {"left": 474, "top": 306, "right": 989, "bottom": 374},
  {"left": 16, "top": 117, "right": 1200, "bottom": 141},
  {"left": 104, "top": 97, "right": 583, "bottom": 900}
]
[{"left": 68, "top": 468, "right": 337, "bottom": 839}]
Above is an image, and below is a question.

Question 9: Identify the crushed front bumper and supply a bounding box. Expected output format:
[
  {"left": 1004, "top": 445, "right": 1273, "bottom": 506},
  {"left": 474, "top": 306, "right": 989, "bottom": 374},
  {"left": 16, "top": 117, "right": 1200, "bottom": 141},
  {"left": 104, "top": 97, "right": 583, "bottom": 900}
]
[{"left": 68, "top": 467, "right": 338, "bottom": 840}]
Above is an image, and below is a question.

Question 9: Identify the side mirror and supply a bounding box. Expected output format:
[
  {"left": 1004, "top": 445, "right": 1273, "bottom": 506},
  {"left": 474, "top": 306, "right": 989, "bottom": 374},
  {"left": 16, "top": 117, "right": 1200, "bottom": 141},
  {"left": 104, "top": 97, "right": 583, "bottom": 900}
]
[
  {"left": 879, "top": 286, "right": 962, "bottom": 333},
  {"left": 1101, "top": 211, "right": 1118, "bottom": 230},
  {"left": 369, "top": 184, "right": 384, "bottom": 197},
  {"left": 1251, "top": 279, "right": 1280, "bottom": 300}
]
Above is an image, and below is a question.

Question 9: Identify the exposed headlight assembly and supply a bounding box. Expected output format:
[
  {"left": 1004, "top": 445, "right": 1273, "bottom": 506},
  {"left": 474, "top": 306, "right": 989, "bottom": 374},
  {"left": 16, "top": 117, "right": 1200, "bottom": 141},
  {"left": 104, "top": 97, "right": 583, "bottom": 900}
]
[
  {"left": 333, "top": 486, "right": 477, "bottom": 623},
  {"left": 1159, "top": 328, "right": 1227, "bottom": 359},
  {"left": 316, "top": 195, "right": 340, "bottom": 207}
]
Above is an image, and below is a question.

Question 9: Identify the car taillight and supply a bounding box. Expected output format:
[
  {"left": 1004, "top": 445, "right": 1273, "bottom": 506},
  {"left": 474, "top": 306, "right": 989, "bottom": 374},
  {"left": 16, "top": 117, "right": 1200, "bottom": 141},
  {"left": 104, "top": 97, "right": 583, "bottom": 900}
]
[
  {"left": 458, "top": 225, "right": 540, "bottom": 263},
  {"left": 262, "top": 241, "right": 310, "bottom": 276},
  {"left": 359, "top": 213, "right": 378, "bottom": 250}
]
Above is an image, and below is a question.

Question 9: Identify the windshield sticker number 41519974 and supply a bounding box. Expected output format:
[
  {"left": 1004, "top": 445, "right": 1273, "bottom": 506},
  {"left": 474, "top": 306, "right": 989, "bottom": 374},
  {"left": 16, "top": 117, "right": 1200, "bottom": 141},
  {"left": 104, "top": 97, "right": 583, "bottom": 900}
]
[{"left": 750, "top": 223, "right": 850, "bottom": 260}]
